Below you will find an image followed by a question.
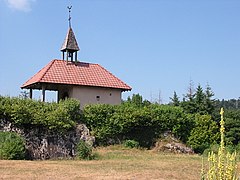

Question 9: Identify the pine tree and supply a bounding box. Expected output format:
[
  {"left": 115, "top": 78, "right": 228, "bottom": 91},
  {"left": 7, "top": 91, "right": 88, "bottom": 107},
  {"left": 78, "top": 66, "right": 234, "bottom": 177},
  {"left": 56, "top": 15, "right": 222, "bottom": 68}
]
[
  {"left": 204, "top": 84, "right": 215, "bottom": 115},
  {"left": 181, "top": 80, "right": 196, "bottom": 114},
  {"left": 195, "top": 84, "right": 206, "bottom": 114},
  {"left": 170, "top": 91, "right": 180, "bottom": 106},
  {"left": 186, "top": 79, "right": 195, "bottom": 102}
]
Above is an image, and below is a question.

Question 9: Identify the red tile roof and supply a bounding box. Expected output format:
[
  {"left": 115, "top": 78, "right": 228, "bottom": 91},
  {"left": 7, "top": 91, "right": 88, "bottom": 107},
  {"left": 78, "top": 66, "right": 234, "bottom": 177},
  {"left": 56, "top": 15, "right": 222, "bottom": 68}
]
[{"left": 21, "top": 59, "right": 131, "bottom": 91}]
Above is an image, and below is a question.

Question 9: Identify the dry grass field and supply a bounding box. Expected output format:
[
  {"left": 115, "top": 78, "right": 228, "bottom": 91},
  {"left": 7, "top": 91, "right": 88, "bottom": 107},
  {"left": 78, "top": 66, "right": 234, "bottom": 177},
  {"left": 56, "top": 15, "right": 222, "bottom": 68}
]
[{"left": 0, "top": 146, "right": 239, "bottom": 180}]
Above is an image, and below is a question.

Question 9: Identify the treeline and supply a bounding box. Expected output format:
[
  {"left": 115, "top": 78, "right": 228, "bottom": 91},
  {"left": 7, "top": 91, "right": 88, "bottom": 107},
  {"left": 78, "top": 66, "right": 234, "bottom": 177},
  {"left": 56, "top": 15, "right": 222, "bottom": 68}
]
[
  {"left": 169, "top": 83, "right": 240, "bottom": 112},
  {"left": 215, "top": 98, "right": 240, "bottom": 110},
  {"left": 169, "top": 84, "right": 215, "bottom": 116},
  {"left": 169, "top": 83, "right": 240, "bottom": 149}
]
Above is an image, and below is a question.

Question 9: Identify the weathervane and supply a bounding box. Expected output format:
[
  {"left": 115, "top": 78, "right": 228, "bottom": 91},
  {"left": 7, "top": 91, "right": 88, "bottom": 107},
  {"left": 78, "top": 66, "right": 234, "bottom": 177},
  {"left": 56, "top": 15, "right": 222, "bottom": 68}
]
[{"left": 67, "top": 5, "right": 72, "bottom": 28}]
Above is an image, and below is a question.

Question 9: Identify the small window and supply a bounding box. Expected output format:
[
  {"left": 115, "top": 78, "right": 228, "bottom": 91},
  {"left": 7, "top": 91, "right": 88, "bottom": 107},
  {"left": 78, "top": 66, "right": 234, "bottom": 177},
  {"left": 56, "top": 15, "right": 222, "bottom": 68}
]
[{"left": 96, "top": 96, "right": 100, "bottom": 101}]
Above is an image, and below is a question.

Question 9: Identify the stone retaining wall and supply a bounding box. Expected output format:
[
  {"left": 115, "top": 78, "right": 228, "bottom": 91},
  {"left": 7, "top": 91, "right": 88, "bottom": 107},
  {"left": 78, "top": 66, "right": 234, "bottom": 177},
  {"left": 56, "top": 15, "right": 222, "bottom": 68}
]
[{"left": 0, "top": 119, "right": 95, "bottom": 160}]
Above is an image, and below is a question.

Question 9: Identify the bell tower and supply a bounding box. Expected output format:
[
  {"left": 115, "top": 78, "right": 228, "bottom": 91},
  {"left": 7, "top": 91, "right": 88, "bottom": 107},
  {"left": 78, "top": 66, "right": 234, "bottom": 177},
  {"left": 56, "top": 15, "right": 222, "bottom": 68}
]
[{"left": 60, "top": 6, "right": 80, "bottom": 62}]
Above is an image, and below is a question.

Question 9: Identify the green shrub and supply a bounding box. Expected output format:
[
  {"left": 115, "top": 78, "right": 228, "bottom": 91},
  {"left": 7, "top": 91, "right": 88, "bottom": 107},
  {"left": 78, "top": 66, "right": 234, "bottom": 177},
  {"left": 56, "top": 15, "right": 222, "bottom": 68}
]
[
  {"left": 0, "top": 97, "right": 80, "bottom": 133},
  {"left": 76, "top": 140, "right": 93, "bottom": 160},
  {"left": 83, "top": 103, "right": 194, "bottom": 147},
  {"left": 202, "top": 143, "right": 220, "bottom": 156},
  {"left": 123, "top": 140, "right": 139, "bottom": 148},
  {"left": 0, "top": 132, "right": 25, "bottom": 160},
  {"left": 235, "top": 143, "right": 240, "bottom": 152},
  {"left": 187, "top": 114, "right": 220, "bottom": 154}
]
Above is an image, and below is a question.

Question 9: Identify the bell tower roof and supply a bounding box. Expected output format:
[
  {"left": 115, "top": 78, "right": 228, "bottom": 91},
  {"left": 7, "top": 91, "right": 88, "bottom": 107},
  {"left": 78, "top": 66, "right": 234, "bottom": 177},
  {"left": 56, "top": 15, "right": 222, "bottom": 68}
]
[{"left": 60, "top": 27, "right": 80, "bottom": 52}]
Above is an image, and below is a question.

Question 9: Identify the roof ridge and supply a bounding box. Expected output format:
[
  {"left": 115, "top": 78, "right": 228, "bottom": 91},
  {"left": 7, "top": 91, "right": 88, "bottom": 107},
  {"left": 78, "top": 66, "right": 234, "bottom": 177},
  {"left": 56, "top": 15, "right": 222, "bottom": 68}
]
[
  {"left": 55, "top": 59, "right": 93, "bottom": 64},
  {"left": 97, "top": 64, "right": 131, "bottom": 90}
]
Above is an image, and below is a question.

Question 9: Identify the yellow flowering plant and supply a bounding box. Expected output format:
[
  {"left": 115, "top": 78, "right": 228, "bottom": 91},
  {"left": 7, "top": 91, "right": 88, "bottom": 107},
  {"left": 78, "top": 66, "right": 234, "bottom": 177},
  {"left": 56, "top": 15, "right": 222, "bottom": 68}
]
[{"left": 202, "top": 108, "right": 238, "bottom": 180}]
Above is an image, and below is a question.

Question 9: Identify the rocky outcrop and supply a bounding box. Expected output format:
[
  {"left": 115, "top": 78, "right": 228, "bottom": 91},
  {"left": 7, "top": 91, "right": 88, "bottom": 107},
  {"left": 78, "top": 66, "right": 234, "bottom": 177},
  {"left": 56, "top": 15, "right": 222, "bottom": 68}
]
[
  {"left": 0, "top": 119, "right": 95, "bottom": 160},
  {"left": 153, "top": 131, "right": 194, "bottom": 154},
  {"left": 155, "top": 141, "right": 194, "bottom": 154}
]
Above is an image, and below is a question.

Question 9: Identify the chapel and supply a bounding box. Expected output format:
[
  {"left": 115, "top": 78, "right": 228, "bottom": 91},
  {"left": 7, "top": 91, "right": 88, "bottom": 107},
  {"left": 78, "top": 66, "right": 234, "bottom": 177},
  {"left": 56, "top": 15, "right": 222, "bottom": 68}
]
[{"left": 21, "top": 7, "right": 131, "bottom": 108}]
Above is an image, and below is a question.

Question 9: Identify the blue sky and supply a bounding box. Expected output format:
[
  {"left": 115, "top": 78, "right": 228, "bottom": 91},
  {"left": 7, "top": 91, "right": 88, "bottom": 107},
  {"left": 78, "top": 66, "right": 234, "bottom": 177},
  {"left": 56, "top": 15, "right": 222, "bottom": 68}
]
[{"left": 0, "top": 0, "right": 240, "bottom": 103}]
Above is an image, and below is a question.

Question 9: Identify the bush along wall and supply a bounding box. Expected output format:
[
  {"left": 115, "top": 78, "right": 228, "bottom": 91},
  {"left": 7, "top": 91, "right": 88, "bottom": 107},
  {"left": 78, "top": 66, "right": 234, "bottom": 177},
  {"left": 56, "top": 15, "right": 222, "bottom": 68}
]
[
  {"left": 83, "top": 103, "right": 194, "bottom": 148},
  {"left": 0, "top": 96, "right": 95, "bottom": 160},
  {"left": 0, "top": 97, "right": 80, "bottom": 132},
  {"left": 83, "top": 103, "right": 222, "bottom": 152},
  {"left": 0, "top": 95, "right": 225, "bottom": 155},
  {"left": 0, "top": 131, "right": 26, "bottom": 160}
]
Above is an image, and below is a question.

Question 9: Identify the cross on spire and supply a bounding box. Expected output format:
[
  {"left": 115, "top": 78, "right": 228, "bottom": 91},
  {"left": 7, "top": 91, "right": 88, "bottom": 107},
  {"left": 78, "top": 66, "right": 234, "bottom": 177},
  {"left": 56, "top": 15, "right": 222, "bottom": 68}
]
[{"left": 67, "top": 6, "right": 72, "bottom": 28}]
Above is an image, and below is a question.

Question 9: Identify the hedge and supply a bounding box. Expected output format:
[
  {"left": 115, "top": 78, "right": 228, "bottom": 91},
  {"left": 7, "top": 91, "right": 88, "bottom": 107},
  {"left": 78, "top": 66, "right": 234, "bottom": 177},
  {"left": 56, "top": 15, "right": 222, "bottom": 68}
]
[
  {"left": 0, "top": 96, "right": 81, "bottom": 132},
  {"left": 83, "top": 103, "right": 196, "bottom": 147}
]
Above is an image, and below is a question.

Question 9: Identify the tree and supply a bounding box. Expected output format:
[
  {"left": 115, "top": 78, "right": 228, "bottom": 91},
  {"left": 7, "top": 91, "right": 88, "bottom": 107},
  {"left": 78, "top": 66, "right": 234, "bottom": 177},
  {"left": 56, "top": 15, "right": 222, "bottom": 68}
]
[
  {"left": 181, "top": 80, "right": 196, "bottom": 114},
  {"left": 170, "top": 91, "right": 180, "bottom": 106},
  {"left": 204, "top": 84, "right": 215, "bottom": 115},
  {"left": 180, "top": 82, "right": 216, "bottom": 116},
  {"left": 187, "top": 114, "right": 219, "bottom": 153},
  {"left": 186, "top": 79, "right": 195, "bottom": 102},
  {"left": 19, "top": 90, "right": 29, "bottom": 99},
  {"left": 142, "top": 99, "right": 151, "bottom": 107},
  {"left": 215, "top": 98, "right": 240, "bottom": 110},
  {"left": 126, "top": 94, "right": 146, "bottom": 107},
  {"left": 195, "top": 84, "right": 205, "bottom": 114},
  {"left": 224, "top": 109, "right": 240, "bottom": 145}
]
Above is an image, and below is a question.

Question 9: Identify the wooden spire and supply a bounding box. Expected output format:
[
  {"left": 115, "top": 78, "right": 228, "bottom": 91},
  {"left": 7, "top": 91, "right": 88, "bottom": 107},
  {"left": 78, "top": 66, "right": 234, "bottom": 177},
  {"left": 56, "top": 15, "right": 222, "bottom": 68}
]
[{"left": 60, "top": 6, "right": 80, "bottom": 61}]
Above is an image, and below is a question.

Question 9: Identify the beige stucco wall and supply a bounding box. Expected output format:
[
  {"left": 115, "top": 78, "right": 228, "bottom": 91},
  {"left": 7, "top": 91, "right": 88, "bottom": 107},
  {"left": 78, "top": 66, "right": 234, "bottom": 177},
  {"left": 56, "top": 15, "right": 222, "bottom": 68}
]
[{"left": 58, "top": 85, "right": 122, "bottom": 109}]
